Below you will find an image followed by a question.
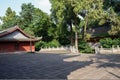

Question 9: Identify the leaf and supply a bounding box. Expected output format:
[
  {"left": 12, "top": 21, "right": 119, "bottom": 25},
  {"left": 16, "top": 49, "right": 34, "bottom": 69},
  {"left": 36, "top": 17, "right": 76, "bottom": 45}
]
[
  {"left": 99, "top": 19, "right": 106, "bottom": 25},
  {"left": 79, "top": 20, "right": 85, "bottom": 27}
]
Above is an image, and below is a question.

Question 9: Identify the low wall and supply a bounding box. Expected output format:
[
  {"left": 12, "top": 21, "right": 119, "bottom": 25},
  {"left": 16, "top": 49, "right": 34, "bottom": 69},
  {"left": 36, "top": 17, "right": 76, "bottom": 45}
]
[
  {"left": 95, "top": 46, "right": 120, "bottom": 54},
  {"left": 39, "top": 46, "right": 77, "bottom": 53}
]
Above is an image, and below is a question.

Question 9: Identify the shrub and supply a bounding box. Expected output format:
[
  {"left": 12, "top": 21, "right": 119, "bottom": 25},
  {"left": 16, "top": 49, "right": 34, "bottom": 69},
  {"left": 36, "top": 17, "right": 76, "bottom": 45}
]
[
  {"left": 46, "top": 39, "right": 61, "bottom": 48},
  {"left": 100, "top": 38, "right": 113, "bottom": 48},
  {"left": 35, "top": 41, "right": 46, "bottom": 51},
  {"left": 35, "top": 39, "right": 61, "bottom": 51},
  {"left": 78, "top": 40, "right": 93, "bottom": 53},
  {"left": 100, "top": 38, "right": 120, "bottom": 48}
]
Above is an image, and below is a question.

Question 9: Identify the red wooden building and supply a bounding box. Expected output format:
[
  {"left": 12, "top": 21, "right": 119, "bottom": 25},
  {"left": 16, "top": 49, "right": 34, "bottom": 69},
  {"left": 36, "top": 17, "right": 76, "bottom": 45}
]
[{"left": 0, "top": 26, "right": 41, "bottom": 52}]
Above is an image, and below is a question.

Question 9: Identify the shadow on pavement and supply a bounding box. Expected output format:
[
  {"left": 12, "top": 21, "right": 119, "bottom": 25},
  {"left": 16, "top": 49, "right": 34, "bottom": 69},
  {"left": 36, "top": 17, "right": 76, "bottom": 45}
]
[
  {"left": 0, "top": 53, "right": 93, "bottom": 79},
  {"left": 89, "top": 54, "right": 120, "bottom": 79},
  {"left": 90, "top": 54, "right": 120, "bottom": 68},
  {"left": 106, "top": 70, "right": 120, "bottom": 78}
]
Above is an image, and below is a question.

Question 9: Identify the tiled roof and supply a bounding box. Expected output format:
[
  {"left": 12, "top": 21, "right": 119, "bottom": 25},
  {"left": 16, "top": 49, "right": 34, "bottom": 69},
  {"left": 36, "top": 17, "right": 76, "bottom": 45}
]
[
  {"left": 87, "top": 26, "right": 111, "bottom": 37},
  {"left": 0, "top": 25, "right": 42, "bottom": 42}
]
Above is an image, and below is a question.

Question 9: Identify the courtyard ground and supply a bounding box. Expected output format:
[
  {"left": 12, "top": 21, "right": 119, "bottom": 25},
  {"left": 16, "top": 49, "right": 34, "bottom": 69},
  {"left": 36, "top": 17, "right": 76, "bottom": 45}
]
[{"left": 0, "top": 52, "right": 120, "bottom": 79}]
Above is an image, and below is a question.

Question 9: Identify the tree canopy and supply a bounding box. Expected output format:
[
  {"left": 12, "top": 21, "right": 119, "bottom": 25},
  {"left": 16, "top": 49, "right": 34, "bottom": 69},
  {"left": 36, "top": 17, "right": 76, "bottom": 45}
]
[
  {"left": 0, "top": 7, "right": 18, "bottom": 29},
  {"left": 0, "top": 1, "right": 120, "bottom": 50}
]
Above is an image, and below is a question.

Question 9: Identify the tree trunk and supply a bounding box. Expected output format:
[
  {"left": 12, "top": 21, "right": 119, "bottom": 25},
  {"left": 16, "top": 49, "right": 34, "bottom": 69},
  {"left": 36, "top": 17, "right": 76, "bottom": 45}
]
[
  {"left": 82, "top": 17, "right": 87, "bottom": 41},
  {"left": 75, "top": 32, "right": 78, "bottom": 53},
  {"left": 70, "top": 24, "right": 74, "bottom": 46}
]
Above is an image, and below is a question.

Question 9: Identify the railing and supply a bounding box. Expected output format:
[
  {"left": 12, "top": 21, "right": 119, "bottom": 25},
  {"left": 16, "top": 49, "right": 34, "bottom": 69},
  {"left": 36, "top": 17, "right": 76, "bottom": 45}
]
[
  {"left": 95, "top": 45, "right": 120, "bottom": 54},
  {"left": 39, "top": 46, "right": 78, "bottom": 53}
]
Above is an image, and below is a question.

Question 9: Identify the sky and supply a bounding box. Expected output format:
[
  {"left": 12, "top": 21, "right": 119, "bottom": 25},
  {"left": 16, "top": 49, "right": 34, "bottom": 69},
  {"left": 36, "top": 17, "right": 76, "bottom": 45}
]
[{"left": 0, "top": 0, "right": 51, "bottom": 17}]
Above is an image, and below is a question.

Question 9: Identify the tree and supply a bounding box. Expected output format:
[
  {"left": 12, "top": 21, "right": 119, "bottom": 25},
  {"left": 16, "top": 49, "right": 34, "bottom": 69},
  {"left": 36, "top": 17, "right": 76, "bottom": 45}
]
[
  {"left": 18, "top": 3, "right": 35, "bottom": 35},
  {"left": 0, "top": 7, "right": 18, "bottom": 29},
  {"left": 50, "top": 0, "right": 106, "bottom": 51},
  {"left": 107, "top": 8, "right": 120, "bottom": 36},
  {"left": 103, "top": 1, "right": 120, "bottom": 36},
  {"left": 74, "top": 0, "right": 106, "bottom": 40},
  {"left": 31, "top": 8, "right": 55, "bottom": 42},
  {"left": 103, "top": 0, "right": 120, "bottom": 12},
  {"left": 50, "top": 0, "right": 80, "bottom": 46}
]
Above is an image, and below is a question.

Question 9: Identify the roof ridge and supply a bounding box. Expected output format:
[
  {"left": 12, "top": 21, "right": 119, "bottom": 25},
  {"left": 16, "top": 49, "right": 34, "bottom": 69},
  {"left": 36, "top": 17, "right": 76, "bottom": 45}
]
[
  {"left": 0, "top": 25, "right": 25, "bottom": 37},
  {"left": 0, "top": 25, "right": 19, "bottom": 33},
  {"left": 0, "top": 25, "right": 36, "bottom": 39},
  {"left": 0, "top": 25, "right": 42, "bottom": 42}
]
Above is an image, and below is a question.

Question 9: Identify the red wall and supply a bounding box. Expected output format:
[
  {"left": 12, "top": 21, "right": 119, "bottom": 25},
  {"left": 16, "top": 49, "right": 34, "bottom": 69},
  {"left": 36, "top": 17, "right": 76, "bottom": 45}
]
[
  {"left": 0, "top": 42, "right": 35, "bottom": 52},
  {"left": 19, "top": 42, "right": 35, "bottom": 51}
]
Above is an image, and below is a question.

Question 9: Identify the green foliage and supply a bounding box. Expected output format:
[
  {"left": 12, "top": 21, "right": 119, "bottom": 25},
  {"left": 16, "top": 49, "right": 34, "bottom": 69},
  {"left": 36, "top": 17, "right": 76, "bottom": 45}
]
[
  {"left": 99, "top": 19, "right": 106, "bottom": 26},
  {"left": 0, "top": 25, "right": 2, "bottom": 30},
  {"left": 18, "top": 3, "right": 35, "bottom": 36},
  {"left": 0, "top": 7, "right": 18, "bottom": 29},
  {"left": 50, "top": 0, "right": 106, "bottom": 42},
  {"left": 112, "top": 39, "right": 120, "bottom": 46},
  {"left": 79, "top": 20, "right": 85, "bottom": 28},
  {"left": 31, "top": 8, "right": 56, "bottom": 42},
  {"left": 35, "top": 41, "right": 45, "bottom": 51},
  {"left": 85, "top": 33, "right": 92, "bottom": 41},
  {"left": 58, "top": 37, "right": 71, "bottom": 46},
  {"left": 46, "top": 39, "right": 61, "bottom": 47},
  {"left": 0, "top": 1, "right": 120, "bottom": 51},
  {"left": 78, "top": 40, "right": 93, "bottom": 53},
  {"left": 19, "top": 3, "right": 55, "bottom": 42},
  {"left": 35, "top": 40, "right": 61, "bottom": 51},
  {"left": 100, "top": 38, "right": 113, "bottom": 48},
  {"left": 104, "top": 0, "right": 120, "bottom": 12},
  {"left": 19, "top": 3, "right": 34, "bottom": 27},
  {"left": 23, "top": 26, "right": 34, "bottom": 36},
  {"left": 100, "top": 38, "right": 120, "bottom": 48},
  {"left": 108, "top": 15, "right": 120, "bottom": 36},
  {"left": 50, "top": 0, "right": 81, "bottom": 45},
  {"left": 105, "top": 7, "right": 120, "bottom": 36}
]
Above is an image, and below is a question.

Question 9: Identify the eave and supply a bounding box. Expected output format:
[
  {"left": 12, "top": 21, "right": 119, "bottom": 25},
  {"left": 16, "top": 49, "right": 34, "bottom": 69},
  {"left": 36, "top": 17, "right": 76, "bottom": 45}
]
[{"left": 0, "top": 25, "right": 42, "bottom": 42}]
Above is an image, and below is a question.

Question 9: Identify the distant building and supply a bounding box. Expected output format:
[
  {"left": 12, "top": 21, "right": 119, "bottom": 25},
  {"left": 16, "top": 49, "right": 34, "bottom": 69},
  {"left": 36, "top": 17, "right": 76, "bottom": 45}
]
[
  {"left": 111, "top": 0, "right": 120, "bottom": 2},
  {"left": 87, "top": 26, "right": 111, "bottom": 42},
  {"left": 0, "top": 26, "right": 41, "bottom": 52}
]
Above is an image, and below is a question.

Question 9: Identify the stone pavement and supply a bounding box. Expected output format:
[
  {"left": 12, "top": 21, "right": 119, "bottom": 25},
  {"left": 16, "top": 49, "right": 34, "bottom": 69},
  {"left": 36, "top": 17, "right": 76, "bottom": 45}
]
[{"left": 0, "top": 53, "right": 120, "bottom": 79}]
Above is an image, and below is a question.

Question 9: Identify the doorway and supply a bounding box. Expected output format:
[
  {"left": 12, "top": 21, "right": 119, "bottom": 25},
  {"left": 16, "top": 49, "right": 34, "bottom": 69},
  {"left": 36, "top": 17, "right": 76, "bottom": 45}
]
[{"left": 14, "top": 43, "right": 19, "bottom": 51}]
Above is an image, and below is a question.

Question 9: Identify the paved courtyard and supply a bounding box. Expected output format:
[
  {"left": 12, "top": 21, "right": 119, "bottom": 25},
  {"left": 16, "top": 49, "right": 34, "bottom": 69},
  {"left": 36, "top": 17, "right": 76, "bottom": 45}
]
[{"left": 0, "top": 52, "right": 120, "bottom": 79}]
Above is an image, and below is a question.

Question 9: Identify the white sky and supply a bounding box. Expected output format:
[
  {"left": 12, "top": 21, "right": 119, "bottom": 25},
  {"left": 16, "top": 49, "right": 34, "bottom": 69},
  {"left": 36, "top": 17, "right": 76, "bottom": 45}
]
[
  {"left": 0, "top": 0, "right": 51, "bottom": 24},
  {"left": 0, "top": 0, "right": 51, "bottom": 16},
  {"left": 34, "top": 0, "right": 51, "bottom": 15}
]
